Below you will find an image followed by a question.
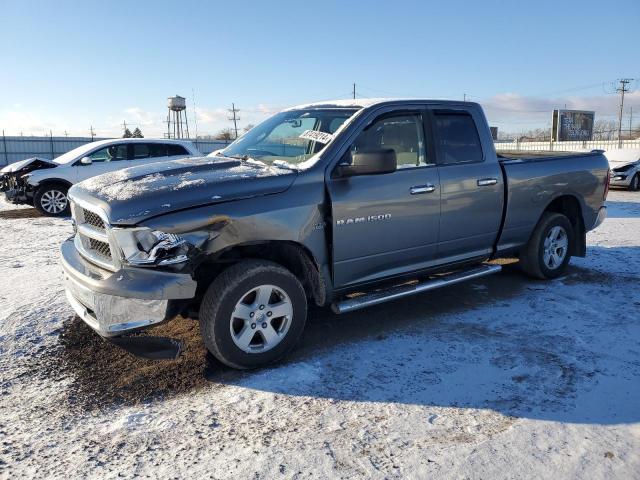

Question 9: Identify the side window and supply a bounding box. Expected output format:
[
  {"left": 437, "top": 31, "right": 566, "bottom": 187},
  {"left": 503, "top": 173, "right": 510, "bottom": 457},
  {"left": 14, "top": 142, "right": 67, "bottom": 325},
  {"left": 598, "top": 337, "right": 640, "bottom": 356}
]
[
  {"left": 88, "top": 147, "right": 111, "bottom": 162},
  {"left": 88, "top": 144, "right": 127, "bottom": 162},
  {"left": 148, "top": 144, "right": 168, "bottom": 158},
  {"left": 433, "top": 113, "right": 483, "bottom": 165},
  {"left": 133, "top": 144, "right": 150, "bottom": 159},
  {"left": 167, "top": 144, "right": 189, "bottom": 156},
  {"left": 350, "top": 114, "right": 428, "bottom": 168}
]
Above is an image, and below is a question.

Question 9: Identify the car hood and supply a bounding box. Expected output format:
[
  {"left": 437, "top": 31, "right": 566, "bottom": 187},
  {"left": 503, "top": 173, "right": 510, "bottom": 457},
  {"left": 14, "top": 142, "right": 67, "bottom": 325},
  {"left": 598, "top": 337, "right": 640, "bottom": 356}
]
[
  {"left": 1, "top": 157, "right": 57, "bottom": 173},
  {"left": 70, "top": 156, "right": 298, "bottom": 225},
  {"left": 609, "top": 160, "right": 638, "bottom": 170}
]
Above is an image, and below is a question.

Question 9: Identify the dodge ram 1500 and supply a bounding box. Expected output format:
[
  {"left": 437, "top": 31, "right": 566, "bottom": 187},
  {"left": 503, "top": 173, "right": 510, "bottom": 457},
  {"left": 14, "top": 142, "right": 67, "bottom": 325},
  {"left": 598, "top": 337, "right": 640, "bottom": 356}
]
[{"left": 60, "top": 99, "right": 609, "bottom": 368}]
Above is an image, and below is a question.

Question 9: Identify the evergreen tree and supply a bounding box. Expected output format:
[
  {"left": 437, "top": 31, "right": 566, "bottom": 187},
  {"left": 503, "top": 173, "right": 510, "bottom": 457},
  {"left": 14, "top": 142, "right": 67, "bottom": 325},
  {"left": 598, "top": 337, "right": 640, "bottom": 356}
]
[
  {"left": 123, "top": 128, "right": 133, "bottom": 138},
  {"left": 132, "top": 127, "right": 144, "bottom": 138}
]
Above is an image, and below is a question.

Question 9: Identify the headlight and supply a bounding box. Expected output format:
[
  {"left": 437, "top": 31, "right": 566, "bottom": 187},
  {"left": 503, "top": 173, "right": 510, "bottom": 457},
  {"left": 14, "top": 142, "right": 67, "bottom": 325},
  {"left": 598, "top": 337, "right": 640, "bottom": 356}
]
[
  {"left": 111, "top": 228, "right": 190, "bottom": 266},
  {"left": 612, "top": 175, "right": 626, "bottom": 181}
]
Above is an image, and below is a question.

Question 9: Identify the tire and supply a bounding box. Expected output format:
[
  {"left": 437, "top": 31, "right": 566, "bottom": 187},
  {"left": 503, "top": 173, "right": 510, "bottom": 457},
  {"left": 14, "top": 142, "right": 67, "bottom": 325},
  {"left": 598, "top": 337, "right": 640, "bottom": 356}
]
[
  {"left": 519, "top": 212, "right": 574, "bottom": 280},
  {"left": 628, "top": 174, "right": 639, "bottom": 191},
  {"left": 199, "top": 260, "right": 307, "bottom": 369},
  {"left": 33, "top": 183, "right": 70, "bottom": 217}
]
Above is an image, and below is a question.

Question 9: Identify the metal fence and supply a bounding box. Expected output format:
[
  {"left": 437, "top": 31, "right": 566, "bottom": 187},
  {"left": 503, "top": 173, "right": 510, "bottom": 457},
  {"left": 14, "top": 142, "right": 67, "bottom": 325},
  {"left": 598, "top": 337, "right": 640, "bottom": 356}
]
[
  {"left": 494, "top": 139, "right": 640, "bottom": 152},
  {"left": 4, "top": 134, "right": 639, "bottom": 167},
  {"left": 0, "top": 134, "right": 231, "bottom": 166}
]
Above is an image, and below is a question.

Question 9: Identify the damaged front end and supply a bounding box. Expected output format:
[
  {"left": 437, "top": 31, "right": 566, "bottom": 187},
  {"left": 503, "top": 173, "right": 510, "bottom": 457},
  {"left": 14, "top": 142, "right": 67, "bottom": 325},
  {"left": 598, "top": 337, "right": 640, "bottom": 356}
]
[{"left": 1, "top": 157, "right": 57, "bottom": 204}]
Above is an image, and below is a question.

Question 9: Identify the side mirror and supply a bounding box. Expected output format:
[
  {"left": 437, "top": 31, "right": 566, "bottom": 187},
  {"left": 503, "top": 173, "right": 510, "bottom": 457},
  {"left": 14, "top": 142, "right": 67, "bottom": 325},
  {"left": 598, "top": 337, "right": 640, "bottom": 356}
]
[
  {"left": 336, "top": 149, "right": 397, "bottom": 177},
  {"left": 80, "top": 156, "right": 92, "bottom": 165}
]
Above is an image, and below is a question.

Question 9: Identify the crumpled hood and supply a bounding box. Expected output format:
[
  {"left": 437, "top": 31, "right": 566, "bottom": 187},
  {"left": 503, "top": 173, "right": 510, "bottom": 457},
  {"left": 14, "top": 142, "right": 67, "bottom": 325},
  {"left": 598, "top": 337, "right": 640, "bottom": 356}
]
[
  {"left": 70, "top": 156, "right": 297, "bottom": 225},
  {"left": 608, "top": 160, "right": 638, "bottom": 170},
  {"left": 1, "top": 157, "right": 57, "bottom": 173}
]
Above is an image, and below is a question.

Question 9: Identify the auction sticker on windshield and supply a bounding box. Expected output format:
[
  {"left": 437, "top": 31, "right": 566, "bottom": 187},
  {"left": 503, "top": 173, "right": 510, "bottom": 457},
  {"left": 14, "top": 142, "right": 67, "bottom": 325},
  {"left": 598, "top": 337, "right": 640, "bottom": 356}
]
[{"left": 299, "top": 130, "right": 334, "bottom": 144}]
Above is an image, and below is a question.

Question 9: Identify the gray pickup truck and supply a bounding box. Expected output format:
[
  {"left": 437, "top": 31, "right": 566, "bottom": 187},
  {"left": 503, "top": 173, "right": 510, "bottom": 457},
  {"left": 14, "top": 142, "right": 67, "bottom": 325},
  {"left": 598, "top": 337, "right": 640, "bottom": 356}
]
[{"left": 61, "top": 99, "right": 609, "bottom": 368}]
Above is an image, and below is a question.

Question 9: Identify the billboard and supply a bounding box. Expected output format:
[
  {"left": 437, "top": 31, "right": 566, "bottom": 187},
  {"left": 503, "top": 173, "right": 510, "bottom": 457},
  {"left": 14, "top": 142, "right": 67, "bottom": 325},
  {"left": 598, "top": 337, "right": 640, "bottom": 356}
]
[{"left": 552, "top": 109, "right": 595, "bottom": 141}]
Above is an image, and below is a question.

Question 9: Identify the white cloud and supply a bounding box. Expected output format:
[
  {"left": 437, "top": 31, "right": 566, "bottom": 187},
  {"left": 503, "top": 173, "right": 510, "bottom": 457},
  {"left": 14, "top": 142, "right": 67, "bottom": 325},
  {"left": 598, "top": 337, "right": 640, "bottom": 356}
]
[
  {"left": 123, "top": 107, "right": 157, "bottom": 127},
  {"left": 481, "top": 91, "right": 640, "bottom": 130},
  {"left": 0, "top": 109, "right": 63, "bottom": 136}
]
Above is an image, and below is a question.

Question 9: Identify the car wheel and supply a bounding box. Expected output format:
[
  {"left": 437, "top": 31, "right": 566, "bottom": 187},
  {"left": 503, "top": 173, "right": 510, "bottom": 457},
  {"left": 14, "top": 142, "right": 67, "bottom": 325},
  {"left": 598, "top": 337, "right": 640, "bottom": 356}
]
[
  {"left": 33, "top": 184, "right": 70, "bottom": 217},
  {"left": 519, "top": 212, "right": 574, "bottom": 280},
  {"left": 199, "top": 260, "right": 307, "bottom": 369},
  {"left": 628, "top": 174, "right": 639, "bottom": 191}
]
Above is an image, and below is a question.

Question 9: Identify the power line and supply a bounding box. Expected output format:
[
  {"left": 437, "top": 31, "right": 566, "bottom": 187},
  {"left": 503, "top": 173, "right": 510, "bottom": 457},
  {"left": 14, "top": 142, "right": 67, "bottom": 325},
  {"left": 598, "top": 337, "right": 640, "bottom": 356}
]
[
  {"left": 616, "top": 78, "right": 634, "bottom": 146},
  {"left": 228, "top": 103, "right": 240, "bottom": 139}
]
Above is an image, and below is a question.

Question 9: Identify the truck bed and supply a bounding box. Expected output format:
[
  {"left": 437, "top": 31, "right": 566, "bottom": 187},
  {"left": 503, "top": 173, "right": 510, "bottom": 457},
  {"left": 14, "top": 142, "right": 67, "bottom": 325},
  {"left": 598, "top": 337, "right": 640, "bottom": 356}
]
[
  {"left": 498, "top": 150, "right": 593, "bottom": 160},
  {"left": 496, "top": 149, "right": 609, "bottom": 255}
]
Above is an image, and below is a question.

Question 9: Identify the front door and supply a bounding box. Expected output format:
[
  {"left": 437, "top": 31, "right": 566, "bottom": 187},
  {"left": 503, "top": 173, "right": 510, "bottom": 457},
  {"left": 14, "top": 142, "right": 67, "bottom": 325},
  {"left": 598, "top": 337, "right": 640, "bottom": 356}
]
[
  {"left": 75, "top": 143, "right": 129, "bottom": 182},
  {"left": 328, "top": 111, "right": 441, "bottom": 288}
]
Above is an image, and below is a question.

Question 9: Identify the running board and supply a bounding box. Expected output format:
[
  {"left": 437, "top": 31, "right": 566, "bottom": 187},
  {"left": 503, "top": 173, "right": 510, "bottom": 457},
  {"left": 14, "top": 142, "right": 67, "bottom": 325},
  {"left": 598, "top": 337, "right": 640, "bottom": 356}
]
[{"left": 331, "top": 264, "right": 502, "bottom": 314}]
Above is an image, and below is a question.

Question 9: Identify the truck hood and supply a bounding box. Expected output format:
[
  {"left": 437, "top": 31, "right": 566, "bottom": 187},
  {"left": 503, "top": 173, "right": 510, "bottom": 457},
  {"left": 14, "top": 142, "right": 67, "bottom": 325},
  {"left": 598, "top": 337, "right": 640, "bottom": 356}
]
[
  {"left": 1, "top": 157, "right": 57, "bottom": 173},
  {"left": 70, "top": 156, "right": 298, "bottom": 225}
]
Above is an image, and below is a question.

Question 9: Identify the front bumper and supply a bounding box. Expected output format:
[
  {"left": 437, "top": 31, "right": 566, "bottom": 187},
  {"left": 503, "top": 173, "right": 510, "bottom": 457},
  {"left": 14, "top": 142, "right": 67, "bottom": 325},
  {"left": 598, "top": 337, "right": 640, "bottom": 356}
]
[
  {"left": 4, "top": 188, "right": 29, "bottom": 204},
  {"left": 60, "top": 239, "right": 197, "bottom": 337}
]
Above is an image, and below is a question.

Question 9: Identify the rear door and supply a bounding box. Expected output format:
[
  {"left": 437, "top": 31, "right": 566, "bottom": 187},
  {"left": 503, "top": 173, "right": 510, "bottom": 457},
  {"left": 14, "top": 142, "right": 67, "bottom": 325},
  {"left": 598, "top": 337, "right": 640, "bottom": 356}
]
[
  {"left": 430, "top": 108, "right": 503, "bottom": 263},
  {"left": 328, "top": 109, "right": 441, "bottom": 287}
]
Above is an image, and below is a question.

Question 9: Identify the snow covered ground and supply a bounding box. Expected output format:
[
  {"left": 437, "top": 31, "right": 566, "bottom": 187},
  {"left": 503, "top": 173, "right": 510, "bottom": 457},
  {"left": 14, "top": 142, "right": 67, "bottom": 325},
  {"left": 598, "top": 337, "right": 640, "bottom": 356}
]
[{"left": 0, "top": 191, "right": 639, "bottom": 479}]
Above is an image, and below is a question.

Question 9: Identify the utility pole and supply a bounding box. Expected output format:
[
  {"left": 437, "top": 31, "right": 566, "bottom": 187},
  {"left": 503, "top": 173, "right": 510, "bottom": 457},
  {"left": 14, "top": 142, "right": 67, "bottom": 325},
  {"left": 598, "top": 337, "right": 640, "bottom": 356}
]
[
  {"left": 89, "top": 126, "right": 96, "bottom": 141},
  {"left": 616, "top": 78, "right": 633, "bottom": 147},
  {"left": 228, "top": 103, "right": 240, "bottom": 139},
  {"left": 463, "top": 93, "right": 467, "bottom": 102},
  {"left": 353, "top": 83, "right": 356, "bottom": 99},
  {"left": 630, "top": 106, "right": 633, "bottom": 137}
]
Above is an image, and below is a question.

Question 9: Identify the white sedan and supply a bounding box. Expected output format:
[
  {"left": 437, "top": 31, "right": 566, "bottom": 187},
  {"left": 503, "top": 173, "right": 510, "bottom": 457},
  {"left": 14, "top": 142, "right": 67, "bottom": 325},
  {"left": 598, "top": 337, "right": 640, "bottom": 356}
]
[{"left": 606, "top": 148, "right": 640, "bottom": 191}]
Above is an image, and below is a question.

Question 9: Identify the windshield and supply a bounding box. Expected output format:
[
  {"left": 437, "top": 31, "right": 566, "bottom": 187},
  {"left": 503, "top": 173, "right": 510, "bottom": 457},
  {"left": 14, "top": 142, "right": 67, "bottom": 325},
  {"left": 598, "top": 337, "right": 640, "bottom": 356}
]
[
  {"left": 220, "top": 108, "right": 359, "bottom": 167},
  {"left": 53, "top": 142, "right": 103, "bottom": 165}
]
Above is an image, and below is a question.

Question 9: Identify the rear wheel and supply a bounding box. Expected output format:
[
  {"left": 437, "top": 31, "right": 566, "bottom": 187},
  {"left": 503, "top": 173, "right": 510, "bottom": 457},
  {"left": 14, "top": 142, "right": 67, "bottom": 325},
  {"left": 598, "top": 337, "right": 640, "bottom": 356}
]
[
  {"left": 34, "top": 183, "right": 70, "bottom": 216},
  {"left": 199, "top": 260, "right": 307, "bottom": 369},
  {"left": 519, "top": 212, "right": 574, "bottom": 280},
  {"left": 628, "top": 174, "right": 639, "bottom": 191}
]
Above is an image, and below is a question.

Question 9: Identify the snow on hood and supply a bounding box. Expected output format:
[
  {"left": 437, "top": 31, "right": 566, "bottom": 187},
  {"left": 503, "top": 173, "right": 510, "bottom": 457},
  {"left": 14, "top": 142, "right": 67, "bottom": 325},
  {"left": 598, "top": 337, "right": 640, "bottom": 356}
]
[
  {"left": 70, "top": 156, "right": 297, "bottom": 225},
  {"left": 1, "top": 157, "right": 56, "bottom": 173}
]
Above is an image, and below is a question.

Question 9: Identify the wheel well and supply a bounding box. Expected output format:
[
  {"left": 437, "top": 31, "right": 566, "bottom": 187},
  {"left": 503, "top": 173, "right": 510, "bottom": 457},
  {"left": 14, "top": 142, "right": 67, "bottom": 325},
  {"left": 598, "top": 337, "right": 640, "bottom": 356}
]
[
  {"left": 35, "top": 179, "right": 73, "bottom": 191},
  {"left": 195, "top": 241, "right": 327, "bottom": 306},
  {"left": 543, "top": 195, "right": 586, "bottom": 257}
]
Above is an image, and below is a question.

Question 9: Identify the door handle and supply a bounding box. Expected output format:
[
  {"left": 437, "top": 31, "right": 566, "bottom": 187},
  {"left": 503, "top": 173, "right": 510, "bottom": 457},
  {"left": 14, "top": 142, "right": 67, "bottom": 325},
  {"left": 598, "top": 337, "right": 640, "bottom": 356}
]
[
  {"left": 410, "top": 184, "right": 436, "bottom": 195},
  {"left": 477, "top": 178, "right": 498, "bottom": 187}
]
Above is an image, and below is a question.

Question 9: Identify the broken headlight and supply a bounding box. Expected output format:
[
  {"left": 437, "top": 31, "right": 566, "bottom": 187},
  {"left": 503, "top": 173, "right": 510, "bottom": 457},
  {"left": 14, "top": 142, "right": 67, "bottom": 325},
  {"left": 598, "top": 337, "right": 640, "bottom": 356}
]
[{"left": 111, "top": 228, "right": 190, "bottom": 266}]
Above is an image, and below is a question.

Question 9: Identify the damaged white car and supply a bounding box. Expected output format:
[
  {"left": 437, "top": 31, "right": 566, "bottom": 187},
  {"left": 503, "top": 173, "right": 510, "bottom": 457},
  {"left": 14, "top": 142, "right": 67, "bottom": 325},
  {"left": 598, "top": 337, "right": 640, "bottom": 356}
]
[
  {"left": 606, "top": 148, "right": 640, "bottom": 191},
  {"left": 0, "top": 138, "right": 200, "bottom": 216}
]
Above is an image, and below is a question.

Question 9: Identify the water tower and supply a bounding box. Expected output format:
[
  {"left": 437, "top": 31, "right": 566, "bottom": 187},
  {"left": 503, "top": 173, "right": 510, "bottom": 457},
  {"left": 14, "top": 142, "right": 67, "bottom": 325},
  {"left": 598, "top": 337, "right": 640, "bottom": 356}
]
[{"left": 166, "top": 95, "right": 190, "bottom": 139}]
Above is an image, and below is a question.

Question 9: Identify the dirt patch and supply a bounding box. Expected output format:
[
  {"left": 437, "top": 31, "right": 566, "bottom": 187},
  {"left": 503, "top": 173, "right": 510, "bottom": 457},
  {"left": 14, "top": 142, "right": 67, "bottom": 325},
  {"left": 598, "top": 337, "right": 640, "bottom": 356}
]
[
  {"left": 0, "top": 208, "right": 41, "bottom": 219},
  {"left": 50, "top": 316, "right": 217, "bottom": 411}
]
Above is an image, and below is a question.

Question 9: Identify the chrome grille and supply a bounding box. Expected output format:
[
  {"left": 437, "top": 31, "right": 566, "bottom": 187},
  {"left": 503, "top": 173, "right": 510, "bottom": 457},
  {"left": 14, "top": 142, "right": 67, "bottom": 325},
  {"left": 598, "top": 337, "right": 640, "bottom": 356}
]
[
  {"left": 88, "top": 238, "right": 112, "bottom": 259},
  {"left": 70, "top": 200, "right": 117, "bottom": 271},
  {"left": 82, "top": 209, "right": 105, "bottom": 229}
]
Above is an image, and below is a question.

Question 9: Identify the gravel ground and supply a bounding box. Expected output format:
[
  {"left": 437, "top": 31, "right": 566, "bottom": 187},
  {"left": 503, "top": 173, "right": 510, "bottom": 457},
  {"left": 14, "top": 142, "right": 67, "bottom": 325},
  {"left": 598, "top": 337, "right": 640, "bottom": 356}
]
[{"left": 0, "top": 191, "right": 639, "bottom": 479}]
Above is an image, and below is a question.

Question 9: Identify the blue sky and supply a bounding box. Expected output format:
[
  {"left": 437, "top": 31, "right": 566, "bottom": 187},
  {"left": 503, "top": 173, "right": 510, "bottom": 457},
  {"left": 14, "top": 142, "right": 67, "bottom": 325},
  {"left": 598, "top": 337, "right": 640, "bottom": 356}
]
[{"left": 1, "top": 0, "right": 639, "bottom": 137}]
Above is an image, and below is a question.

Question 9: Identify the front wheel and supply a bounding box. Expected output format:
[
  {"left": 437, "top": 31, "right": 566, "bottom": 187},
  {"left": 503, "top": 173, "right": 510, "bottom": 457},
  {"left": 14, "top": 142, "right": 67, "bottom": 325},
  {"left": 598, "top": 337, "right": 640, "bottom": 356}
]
[
  {"left": 199, "top": 260, "right": 307, "bottom": 369},
  {"left": 33, "top": 184, "right": 70, "bottom": 216},
  {"left": 628, "top": 174, "right": 639, "bottom": 191},
  {"left": 519, "top": 212, "right": 574, "bottom": 280}
]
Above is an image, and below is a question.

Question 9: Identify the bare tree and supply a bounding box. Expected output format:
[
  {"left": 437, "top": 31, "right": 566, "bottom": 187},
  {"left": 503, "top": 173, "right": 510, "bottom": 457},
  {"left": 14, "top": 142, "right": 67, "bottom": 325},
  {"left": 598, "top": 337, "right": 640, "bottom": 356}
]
[{"left": 214, "top": 128, "right": 235, "bottom": 141}]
